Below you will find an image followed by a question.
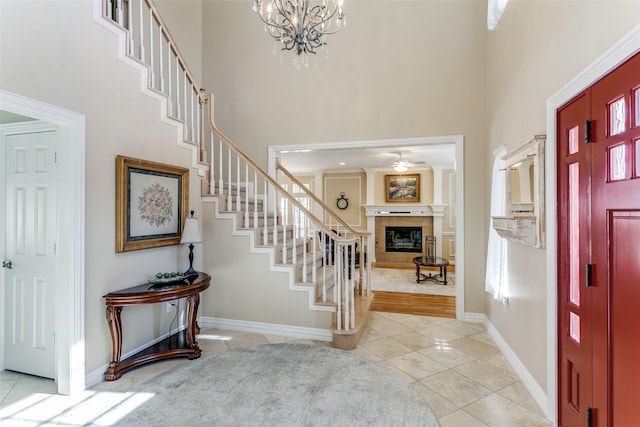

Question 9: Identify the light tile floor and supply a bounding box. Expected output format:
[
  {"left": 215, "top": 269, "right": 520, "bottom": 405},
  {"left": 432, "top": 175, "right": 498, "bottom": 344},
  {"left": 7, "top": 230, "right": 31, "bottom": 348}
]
[{"left": 0, "top": 312, "right": 552, "bottom": 426}]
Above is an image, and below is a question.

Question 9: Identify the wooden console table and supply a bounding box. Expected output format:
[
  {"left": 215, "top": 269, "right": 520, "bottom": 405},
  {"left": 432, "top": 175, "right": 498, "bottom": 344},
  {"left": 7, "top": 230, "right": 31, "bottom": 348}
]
[{"left": 103, "top": 272, "right": 211, "bottom": 381}]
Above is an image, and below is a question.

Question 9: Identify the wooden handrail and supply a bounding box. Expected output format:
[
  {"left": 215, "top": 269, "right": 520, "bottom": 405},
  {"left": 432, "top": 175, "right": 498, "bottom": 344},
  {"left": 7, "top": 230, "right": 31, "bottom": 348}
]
[
  {"left": 276, "top": 162, "right": 371, "bottom": 241},
  {"left": 203, "top": 94, "right": 347, "bottom": 241},
  {"left": 103, "top": 0, "right": 203, "bottom": 102},
  {"left": 100, "top": 0, "right": 369, "bottom": 330}
]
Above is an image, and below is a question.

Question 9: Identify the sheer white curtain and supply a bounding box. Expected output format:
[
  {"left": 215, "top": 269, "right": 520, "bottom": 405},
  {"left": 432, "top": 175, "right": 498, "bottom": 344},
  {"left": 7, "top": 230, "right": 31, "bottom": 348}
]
[
  {"left": 485, "top": 146, "right": 507, "bottom": 300},
  {"left": 487, "top": 0, "right": 509, "bottom": 30}
]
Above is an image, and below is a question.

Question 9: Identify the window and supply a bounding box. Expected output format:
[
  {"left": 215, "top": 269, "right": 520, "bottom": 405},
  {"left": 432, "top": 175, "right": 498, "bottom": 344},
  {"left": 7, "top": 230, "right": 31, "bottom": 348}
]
[
  {"left": 569, "top": 163, "right": 580, "bottom": 305},
  {"left": 568, "top": 126, "right": 579, "bottom": 155},
  {"left": 609, "top": 143, "right": 626, "bottom": 181},
  {"left": 634, "top": 88, "right": 639, "bottom": 127},
  {"left": 635, "top": 139, "right": 640, "bottom": 178},
  {"left": 609, "top": 97, "right": 626, "bottom": 136},
  {"left": 569, "top": 312, "right": 581, "bottom": 344},
  {"left": 487, "top": 0, "right": 509, "bottom": 30}
]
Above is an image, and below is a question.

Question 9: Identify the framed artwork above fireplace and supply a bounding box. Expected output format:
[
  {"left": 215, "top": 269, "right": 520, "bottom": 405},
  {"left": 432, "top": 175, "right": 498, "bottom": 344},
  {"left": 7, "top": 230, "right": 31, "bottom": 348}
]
[{"left": 385, "top": 174, "right": 420, "bottom": 202}]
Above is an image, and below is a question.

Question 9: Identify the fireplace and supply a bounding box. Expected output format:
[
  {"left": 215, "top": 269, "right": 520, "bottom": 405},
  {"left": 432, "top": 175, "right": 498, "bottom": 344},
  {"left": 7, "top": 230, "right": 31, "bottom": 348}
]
[{"left": 385, "top": 226, "right": 422, "bottom": 253}]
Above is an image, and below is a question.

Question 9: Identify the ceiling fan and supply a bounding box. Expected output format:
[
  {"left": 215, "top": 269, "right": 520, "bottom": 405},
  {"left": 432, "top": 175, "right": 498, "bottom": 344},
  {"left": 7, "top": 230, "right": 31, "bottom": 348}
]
[{"left": 392, "top": 152, "right": 426, "bottom": 172}]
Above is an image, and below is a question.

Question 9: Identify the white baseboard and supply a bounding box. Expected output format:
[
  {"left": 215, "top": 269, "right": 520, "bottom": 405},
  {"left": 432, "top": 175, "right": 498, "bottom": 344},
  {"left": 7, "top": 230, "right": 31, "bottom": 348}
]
[
  {"left": 483, "top": 317, "right": 552, "bottom": 421},
  {"left": 463, "top": 312, "right": 485, "bottom": 323},
  {"left": 199, "top": 316, "right": 333, "bottom": 342}
]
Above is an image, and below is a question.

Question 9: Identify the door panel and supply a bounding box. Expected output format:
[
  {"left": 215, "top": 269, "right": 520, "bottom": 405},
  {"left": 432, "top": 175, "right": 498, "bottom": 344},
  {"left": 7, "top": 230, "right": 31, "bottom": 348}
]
[
  {"left": 4, "top": 130, "right": 57, "bottom": 379},
  {"left": 557, "top": 91, "right": 592, "bottom": 427},
  {"left": 609, "top": 212, "right": 640, "bottom": 425},
  {"left": 590, "top": 53, "right": 640, "bottom": 427},
  {"left": 558, "top": 52, "right": 640, "bottom": 426}
]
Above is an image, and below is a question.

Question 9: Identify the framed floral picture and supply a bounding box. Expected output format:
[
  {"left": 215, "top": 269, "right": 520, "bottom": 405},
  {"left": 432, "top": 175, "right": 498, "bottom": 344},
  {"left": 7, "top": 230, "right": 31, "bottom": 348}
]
[
  {"left": 385, "top": 174, "right": 420, "bottom": 202},
  {"left": 116, "top": 155, "right": 189, "bottom": 252}
]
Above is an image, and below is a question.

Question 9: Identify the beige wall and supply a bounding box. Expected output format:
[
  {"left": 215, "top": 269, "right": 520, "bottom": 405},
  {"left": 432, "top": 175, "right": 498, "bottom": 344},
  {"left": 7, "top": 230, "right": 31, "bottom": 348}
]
[
  {"left": 0, "top": 1, "right": 204, "bottom": 374},
  {"left": 154, "top": 0, "right": 203, "bottom": 83},
  {"left": 202, "top": 203, "right": 333, "bottom": 329},
  {"left": 202, "top": 0, "right": 489, "bottom": 314},
  {"left": 485, "top": 0, "right": 640, "bottom": 393},
  {"left": 323, "top": 172, "right": 367, "bottom": 230}
]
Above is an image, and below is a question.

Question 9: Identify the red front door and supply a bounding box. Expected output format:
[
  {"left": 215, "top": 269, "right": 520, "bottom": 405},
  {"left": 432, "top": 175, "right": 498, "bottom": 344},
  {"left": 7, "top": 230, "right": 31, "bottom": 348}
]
[
  {"left": 557, "top": 53, "right": 640, "bottom": 427},
  {"left": 557, "top": 89, "right": 594, "bottom": 427},
  {"left": 590, "top": 53, "right": 640, "bottom": 426}
]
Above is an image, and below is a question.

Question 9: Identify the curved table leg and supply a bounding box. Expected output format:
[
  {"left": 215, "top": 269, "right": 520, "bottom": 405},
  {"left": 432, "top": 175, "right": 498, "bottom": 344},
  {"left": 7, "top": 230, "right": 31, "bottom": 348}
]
[
  {"left": 186, "top": 293, "right": 202, "bottom": 359},
  {"left": 104, "top": 305, "right": 123, "bottom": 381}
]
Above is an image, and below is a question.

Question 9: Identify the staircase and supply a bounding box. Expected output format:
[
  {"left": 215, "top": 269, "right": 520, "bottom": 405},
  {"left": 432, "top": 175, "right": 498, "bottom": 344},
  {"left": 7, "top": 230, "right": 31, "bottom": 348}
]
[{"left": 97, "top": 0, "right": 372, "bottom": 348}]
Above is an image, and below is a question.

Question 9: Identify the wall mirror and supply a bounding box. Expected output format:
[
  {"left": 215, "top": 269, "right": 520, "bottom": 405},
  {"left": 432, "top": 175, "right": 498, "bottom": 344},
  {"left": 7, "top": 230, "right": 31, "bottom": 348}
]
[
  {"left": 492, "top": 135, "right": 545, "bottom": 248},
  {"left": 508, "top": 156, "right": 535, "bottom": 215}
]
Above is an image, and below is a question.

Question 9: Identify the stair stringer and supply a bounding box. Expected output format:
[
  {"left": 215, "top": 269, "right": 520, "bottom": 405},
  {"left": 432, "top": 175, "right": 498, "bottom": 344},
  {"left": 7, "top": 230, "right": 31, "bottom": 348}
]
[
  {"left": 91, "top": 1, "right": 207, "bottom": 178},
  {"left": 203, "top": 196, "right": 336, "bottom": 315}
]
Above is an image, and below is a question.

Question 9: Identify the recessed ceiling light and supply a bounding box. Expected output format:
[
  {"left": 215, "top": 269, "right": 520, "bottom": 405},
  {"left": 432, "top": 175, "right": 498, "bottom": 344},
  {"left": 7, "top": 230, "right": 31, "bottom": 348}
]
[{"left": 339, "top": 162, "right": 346, "bottom": 166}]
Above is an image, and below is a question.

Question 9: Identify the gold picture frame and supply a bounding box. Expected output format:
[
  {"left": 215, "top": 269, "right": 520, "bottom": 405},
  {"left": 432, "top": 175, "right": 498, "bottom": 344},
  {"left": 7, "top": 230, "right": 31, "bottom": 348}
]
[
  {"left": 385, "top": 174, "right": 420, "bottom": 203},
  {"left": 116, "top": 155, "right": 189, "bottom": 253}
]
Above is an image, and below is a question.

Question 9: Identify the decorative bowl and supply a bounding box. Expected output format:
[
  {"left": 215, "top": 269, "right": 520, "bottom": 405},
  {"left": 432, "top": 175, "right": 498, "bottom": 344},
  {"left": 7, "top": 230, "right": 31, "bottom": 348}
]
[{"left": 149, "top": 272, "right": 188, "bottom": 285}]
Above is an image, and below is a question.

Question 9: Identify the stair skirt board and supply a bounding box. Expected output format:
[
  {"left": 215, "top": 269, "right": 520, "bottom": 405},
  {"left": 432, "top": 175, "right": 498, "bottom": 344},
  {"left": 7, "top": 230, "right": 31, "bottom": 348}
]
[
  {"left": 204, "top": 196, "right": 338, "bottom": 313},
  {"left": 200, "top": 317, "right": 333, "bottom": 342},
  {"left": 91, "top": 7, "right": 207, "bottom": 176}
]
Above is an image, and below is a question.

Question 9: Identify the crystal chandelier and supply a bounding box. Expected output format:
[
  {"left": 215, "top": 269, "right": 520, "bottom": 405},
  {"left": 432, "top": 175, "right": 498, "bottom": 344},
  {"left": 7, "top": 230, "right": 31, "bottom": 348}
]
[{"left": 252, "top": 0, "right": 345, "bottom": 68}]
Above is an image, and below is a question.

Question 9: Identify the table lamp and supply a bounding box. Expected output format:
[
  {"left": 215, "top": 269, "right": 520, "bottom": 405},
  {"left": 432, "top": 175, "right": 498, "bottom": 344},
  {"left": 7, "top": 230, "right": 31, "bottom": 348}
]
[{"left": 180, "top": 211, "right": 202, "bottom": 277}]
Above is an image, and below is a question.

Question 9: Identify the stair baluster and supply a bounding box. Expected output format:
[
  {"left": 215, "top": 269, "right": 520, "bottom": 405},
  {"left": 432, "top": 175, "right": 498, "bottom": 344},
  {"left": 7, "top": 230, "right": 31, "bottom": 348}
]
[{"left": 101, "top": 0, "right": 371, "bottom": 339}]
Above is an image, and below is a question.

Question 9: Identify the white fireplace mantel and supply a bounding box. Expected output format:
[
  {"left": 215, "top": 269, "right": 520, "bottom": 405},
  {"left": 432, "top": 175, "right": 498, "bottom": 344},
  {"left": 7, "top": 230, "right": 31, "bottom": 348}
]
[
  {"left": 362, "top": 204, "right": 448, "bottom": 263},
  {"left": 363, "top": 204, "right": 446, "bottom": 217}
]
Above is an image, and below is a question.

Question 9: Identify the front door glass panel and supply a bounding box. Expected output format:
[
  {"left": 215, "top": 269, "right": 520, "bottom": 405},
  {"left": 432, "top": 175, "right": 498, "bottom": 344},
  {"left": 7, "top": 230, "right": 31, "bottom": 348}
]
[
  {"left": 634, "top": 88, "right": 639, "bottom": 127},
  {"left": 609, "top": 97, "right": 626, "bottom": 136},
  {"left": 569, "top": 125, "right": 579, "bottom": 155},
  {"left": 635, "top": 139, "right": 640, "bottom": 177},
  {"left": 570, "top": 311, "right": 581, "bottom": 344},
  {"left": 569, "top": 162, "right": 580, "bottom": 306},
  {"left": 609, "top": 143, "right": 626, "bottom": 181}
]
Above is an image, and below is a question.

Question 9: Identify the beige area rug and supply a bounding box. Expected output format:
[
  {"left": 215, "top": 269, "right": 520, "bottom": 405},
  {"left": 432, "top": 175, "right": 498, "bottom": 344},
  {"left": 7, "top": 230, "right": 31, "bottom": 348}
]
[
  {"left": 100, "top": 343, "right": 440, "bottom": 426},
  {"left": 369, "top": 267, "right": 455, "bottom": 296}
]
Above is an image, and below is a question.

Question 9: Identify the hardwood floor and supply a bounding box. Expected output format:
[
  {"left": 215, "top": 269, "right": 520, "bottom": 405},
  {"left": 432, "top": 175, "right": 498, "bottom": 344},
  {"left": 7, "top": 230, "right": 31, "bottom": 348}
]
[{"left": 371, "top": 291, "right": 456, "bottom": 319}]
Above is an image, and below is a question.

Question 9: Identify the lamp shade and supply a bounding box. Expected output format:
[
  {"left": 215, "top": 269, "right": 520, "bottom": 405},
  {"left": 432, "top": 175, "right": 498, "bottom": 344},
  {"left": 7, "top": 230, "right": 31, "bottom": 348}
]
[{"left": 180, "top": 212, "right": 202, "bottom": 244}]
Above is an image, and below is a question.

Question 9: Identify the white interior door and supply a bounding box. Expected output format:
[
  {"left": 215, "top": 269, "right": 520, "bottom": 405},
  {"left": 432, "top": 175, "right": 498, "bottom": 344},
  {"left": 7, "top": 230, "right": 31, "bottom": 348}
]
[{"left": 3, "top": 127, "right": 57, "bottom": 379}]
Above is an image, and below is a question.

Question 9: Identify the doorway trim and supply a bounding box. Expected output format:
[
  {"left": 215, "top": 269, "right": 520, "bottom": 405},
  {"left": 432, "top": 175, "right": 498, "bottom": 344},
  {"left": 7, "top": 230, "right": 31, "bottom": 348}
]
[
  {"left": 268, "top": 134, "right": 465, "bottom": 320},
  {"left": 545, "top": 23, "right": 640, "bottom": 422},
  {"left": 0, "top": 90, "right": 86, "bottom": 395}
]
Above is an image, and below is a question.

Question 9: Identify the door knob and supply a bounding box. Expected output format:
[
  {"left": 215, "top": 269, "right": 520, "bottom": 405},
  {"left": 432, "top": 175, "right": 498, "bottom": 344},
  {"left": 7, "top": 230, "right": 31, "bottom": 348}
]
[{"left": 2, "top": 260, "right": 12, "bottom": 269}]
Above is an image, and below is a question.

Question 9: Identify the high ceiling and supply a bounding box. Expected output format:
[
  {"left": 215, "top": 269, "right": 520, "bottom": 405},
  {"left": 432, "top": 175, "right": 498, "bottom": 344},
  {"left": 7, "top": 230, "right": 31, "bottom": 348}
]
[{"left": 276, "top": 141, "right": 456, "bottom": 174}]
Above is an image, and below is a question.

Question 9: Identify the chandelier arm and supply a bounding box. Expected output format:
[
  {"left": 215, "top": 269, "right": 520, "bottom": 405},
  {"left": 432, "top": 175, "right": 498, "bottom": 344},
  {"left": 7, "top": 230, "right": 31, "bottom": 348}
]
[
  {"left": 253, "top": 0, "right": 344, "bottom": 60},
  {"left": 259, "top": 1, "right": 340, "bottom": 33},
  {"left": 308, "top": 3, "right": 338, "bottom": 23},
  {"left": 254, "top": 0, "right": 299, "bottom": 33},
  {"left": 305, "top": 7, "right": 343, "bottom": 35},
  {"left": 255, "top": 12, "right": 290, "bottom": 33}
]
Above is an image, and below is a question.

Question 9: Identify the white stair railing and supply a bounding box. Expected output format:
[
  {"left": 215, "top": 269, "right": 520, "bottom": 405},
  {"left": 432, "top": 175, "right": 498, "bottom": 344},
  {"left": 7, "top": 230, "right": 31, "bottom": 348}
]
[
  {"left": 101, "top": 0, "right": 363, "bottom": 331},
  {"left": 276, "top": 164, "right": 371, "bottom": 297},
  {"left": 104, "top": 0, "right": 204, "bottom": 150},
  {"left": 201, "top": 94, "right": 358, "bottom": 329}
]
